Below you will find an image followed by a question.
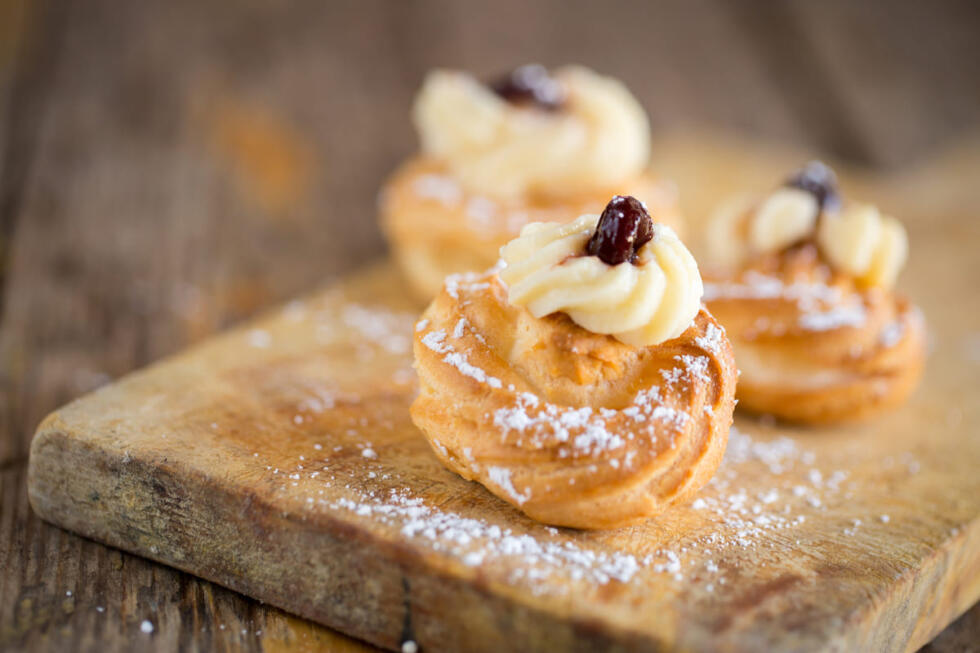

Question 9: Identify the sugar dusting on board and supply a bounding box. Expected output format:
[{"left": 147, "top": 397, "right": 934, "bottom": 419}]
[
  {"left": 340, "top": 304, "right": 413, "bottom": 354},
  {"left": 240, "top": 284, "right": 926, "bottom": 598},
  {"left": 248, "top": 417, "right": 923, "bottom": 596}
]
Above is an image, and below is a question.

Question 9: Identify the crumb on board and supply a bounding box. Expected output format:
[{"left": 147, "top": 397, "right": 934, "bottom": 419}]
[{"left": 401, "top": 640, "right": 419, "bottom": 653}]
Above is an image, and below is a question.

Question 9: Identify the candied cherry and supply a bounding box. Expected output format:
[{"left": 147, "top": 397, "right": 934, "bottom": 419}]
[
  {"left": 784, "top": 160, "right": 841, "bottom": 212},
  {"left": 586, "top": 195, "right": 654, "bottom": 265},
  {"left": 490, "top": 64, "right": 566, "bottom": 111}
]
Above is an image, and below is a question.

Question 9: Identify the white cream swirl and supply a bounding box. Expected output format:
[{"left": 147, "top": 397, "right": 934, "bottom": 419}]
[
  {"left": 707, "top": 190, "right": 908, "bottom": 289},
  {"left": 706, "top": 188, "right": 818, "bottom": 268},
  {"left": 499, "top": 214, "right": 703, "bottom": 347},
  {"left": 413, "top": 66, "right": 650, "bottom": 199},
  {"left": 817, "top": 203, "right": 908, "bottom": 288},
  {"left": 749, "top": 188, "right": 819, "bottom": 254}
]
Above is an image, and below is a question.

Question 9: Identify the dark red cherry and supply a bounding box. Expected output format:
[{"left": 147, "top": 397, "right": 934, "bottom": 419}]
[
  {"left": 490, "top": 64, "right": 566, "bottom": 111},
  {"left": 785, "top": 160, "right": 841, "bottom": 212},
  {"left": 586, "top": 195, "right": 654, "bottom": 265}
]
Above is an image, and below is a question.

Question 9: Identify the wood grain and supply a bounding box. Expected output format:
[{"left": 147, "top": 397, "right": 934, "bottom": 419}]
[
  {"left": 24, "top": 131, "right": 980, "bottom": 649},
  {"left": 2, "top": 0, "right": 980, "bottom": 650},
  {"left": 24, "top": 253, "right": 980, "bottom": 651}
]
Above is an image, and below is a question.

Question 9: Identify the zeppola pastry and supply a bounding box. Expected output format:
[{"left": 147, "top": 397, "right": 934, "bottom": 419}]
[
  {"left": 381, "top": 64, "right": 682, "bottom": 300},
  {"left": 703, "top": 162, "right": 926, "bottom": 423},
  {"left": 411, "top": 196, "right": 736, "bottom": 529}
]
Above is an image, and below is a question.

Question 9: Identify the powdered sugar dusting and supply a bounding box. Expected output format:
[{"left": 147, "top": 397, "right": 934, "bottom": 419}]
[
  {"left": 668, "top": 355, "right": 711, "bottom": 385},
  {"left": 262, "top": 297, "right": 416, "bottom": 388},
  {"left": 419, "top": 327, "right": 503, "bottom": 389},
  {"left": 704, "top": 272, "right": 869, "bottom": 332},
  {"left": 421, "top": 330, "right": 448, "bottom": 353},
  {"left": 492, "top": 390, "right": 664, "bottom": 458},
  {"left": 443, "top": 352, "right": 503, "bottom": 388},
  {"left": 248, "top": 329, "right": 271, "bottom": 348},
  {"left": 452, "top": 317, "right": 468, "bottom": 339},
  {"left": 703, "top": 272, "right": 840, "bottom": 304},
  {"left": 695, "top": 322, "right": 726, "bottom": 355},
  {"left": 444, "top": 271, "right": 489, "bottom": 300},
  {"left": 797, "top": 304, "right": 867, "bottom": 331},
  {"left": 245, "top": 277, "right": 929, "bottom": 601},
  {"left": 879, "top": 321, "right": 905, "bottom": 347},
  {"left": 487, "top": 466, "right": 531, "bottom": 505},
  {"left": 325, "top": 486, "right": 640, "bottom": 587},
  {"left": 465, "top": 197, "right": 498, "bottom": 231},
  {"left": 341, "top": 304, "right": 413, "bottom": 354},
  {"left": 443, "top": 267, "right": 501, "bottom": 300},
  {"left": 413, "top": 174, "right": 462, "bottom": 205},
  {"left": 248, "top": 404, "right": 926, "bottom": 600},
  {"left": 486, "top": 341, "right": 719, "bottom": 459}
]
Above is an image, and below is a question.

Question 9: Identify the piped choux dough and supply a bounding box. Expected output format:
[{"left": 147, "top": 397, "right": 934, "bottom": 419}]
[
  {"left": 703, "top": 161, "right": 924, "bottom": 423},
  {"left": 411, "top": 198, "right": 736, "bottom": 528}
]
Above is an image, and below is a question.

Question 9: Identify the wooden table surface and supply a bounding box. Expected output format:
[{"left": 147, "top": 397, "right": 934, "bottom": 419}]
[{"left": 1, "top": 1, "right": 978, "bottom": 650}]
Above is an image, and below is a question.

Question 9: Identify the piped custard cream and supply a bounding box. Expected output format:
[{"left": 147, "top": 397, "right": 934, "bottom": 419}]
[
  {"left": 500, "top": 196, "right": 702, "bottom": 347},
  {"left": 817, "top": 204, "right": 908, "bottom": 288},
  {"left": 706, "top": 161, "right": 908, "bottom": 288},
  {"left": 413, "top": 66, "right": 650, "bottom": 199}
]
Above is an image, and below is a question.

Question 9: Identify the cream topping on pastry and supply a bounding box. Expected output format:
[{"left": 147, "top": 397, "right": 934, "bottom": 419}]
[
  {"left": 499, "top": 198, "right": 702, "bottom": 347},
  {"left": 707, "top": 188, "right": 819, "bottom": 267},
  {"left": 705, "top": 161, "right": 909, "bottom": 289},
  {"left": 749, "top": 188, "right": 819, "bottom": 254},
  {"left": 703, "top": 193, "right": 756, "bottom": 271},
  {"left": 413, "top": 66, "right": 650, "bottom": 199},
  {"left": 410, "top": 266, "right": 737, "bottom": 528},
  {"left": 817, "top": 203, "right": 908, "bottom": 288}
]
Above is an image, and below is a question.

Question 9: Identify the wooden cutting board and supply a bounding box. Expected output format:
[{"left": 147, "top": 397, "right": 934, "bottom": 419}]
[{"left": 27, "top": 135, "right": 980, "bottom": 652}]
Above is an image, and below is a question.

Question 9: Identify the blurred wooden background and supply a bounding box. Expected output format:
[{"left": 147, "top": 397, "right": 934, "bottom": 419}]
[{"left": 1, "top": 0, "right": 978, "bottom": 650}]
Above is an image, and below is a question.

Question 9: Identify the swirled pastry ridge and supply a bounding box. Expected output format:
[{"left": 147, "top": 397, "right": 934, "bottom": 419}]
[
  {"left": 411, "top": 270, "right": 737, "bottom": 529},
  {"left": 702, "top": 162, "right": 923, "bottom": 422},
  {"left": 704, "top": 245, "right": 925, "bottom": 423}
]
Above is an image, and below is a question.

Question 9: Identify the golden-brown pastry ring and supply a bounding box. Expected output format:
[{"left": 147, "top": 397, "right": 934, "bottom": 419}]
[
  {"left": 704, "top": 245, "right": 926, "bottom": 423},
  {"left": 380, "top": 157, "right": 682, "bottom": 301},
  {"left": 410, "top": 270, "right": 737, "bottom": 529}
]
